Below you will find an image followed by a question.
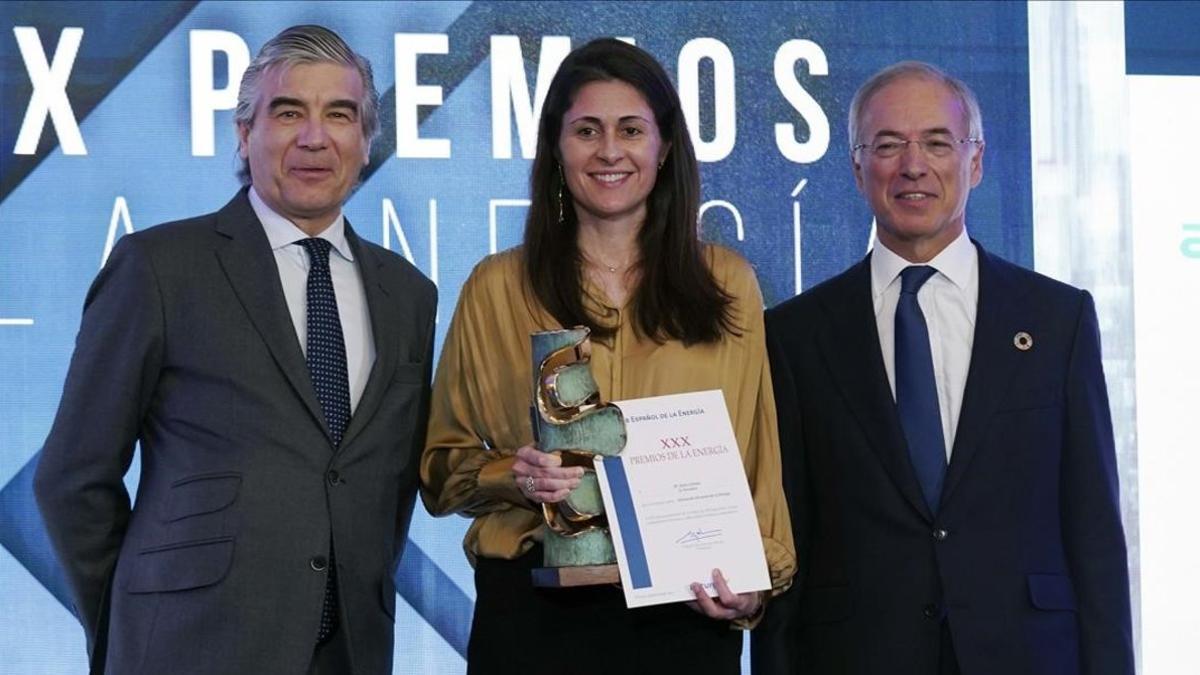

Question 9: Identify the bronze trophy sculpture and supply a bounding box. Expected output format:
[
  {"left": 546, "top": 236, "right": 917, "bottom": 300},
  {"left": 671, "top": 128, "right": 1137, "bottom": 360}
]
[{"left": 529, "top": 327, "right": 626, "bottom": 585}]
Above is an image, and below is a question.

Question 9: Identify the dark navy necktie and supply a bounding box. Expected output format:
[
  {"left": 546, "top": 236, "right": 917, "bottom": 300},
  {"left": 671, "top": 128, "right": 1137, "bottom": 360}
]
[
  {"left": 297, "top": 238, "right": 351, "bottom": 447},
  {"left": 895, "top": 265, "right": 947, "bottom": 513},
  {"left": 296, "top": 237, "right": 348, "bottom": 643}
]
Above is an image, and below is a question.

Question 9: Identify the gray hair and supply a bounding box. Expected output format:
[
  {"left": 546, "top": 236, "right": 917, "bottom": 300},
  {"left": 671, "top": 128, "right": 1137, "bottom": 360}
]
[
  {"left": 848, "top": 61, "right": 984, "bottom": 149},
  {"left": 235, "top": 25, "right": 380, "bottom": 184}
]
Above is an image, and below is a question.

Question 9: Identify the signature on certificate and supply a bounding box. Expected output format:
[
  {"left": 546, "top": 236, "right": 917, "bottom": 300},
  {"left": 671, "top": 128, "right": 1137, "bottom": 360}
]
[{"left": 675, "top": 528, "right": 723, "bottom": 544}]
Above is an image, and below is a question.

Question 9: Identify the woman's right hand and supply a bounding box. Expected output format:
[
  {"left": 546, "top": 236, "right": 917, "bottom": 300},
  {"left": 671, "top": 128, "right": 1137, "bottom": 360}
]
[{"left": 512, "top": 444, "right": 584, "bottom": 504}]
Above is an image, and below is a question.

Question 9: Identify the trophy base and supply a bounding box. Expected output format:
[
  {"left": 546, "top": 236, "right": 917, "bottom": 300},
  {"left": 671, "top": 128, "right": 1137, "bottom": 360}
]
[
  {"left": 531, "top": 563, "right": 620, "bottom": 587},
  {"left": 534, "top": 527, "right": 619, "bottom": 587}
]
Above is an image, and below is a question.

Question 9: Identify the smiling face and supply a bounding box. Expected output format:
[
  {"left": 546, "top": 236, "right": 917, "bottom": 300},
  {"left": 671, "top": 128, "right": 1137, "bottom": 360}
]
[
  {"left": 558, "top": 79, "right": 669, "bottom": 229},
  {"left": 237, "top": 61, "right": 370, "bottom": 236},
  {"left": 852, "top": 75, "right": 984, "bottom": 262}
]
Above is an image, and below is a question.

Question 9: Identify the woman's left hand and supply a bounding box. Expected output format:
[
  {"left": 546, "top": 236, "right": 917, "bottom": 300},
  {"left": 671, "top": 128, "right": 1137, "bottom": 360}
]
[{"left": 685, "top": 568, "right": 762, "bottom": 620}]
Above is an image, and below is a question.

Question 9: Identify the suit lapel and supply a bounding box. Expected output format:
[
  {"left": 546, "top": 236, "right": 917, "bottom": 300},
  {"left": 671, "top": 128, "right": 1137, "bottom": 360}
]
[
  {"left": 941, "top": 243, "right": 1030, "bottom": 507},
  {"left": 337, "top": 221, "right": 396, "bottom": 453},
  {"left": 213, "top": 190, "right": 329, "bottom": 439},
  {"left": 817, "top": 256, "right": 933, "bottom": 521}
]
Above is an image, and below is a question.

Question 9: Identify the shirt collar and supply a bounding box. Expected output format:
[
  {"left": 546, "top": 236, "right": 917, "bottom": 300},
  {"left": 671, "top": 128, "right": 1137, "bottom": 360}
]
[
  {"left": 248, "top": 186, "right": 354, "bottom": 262},
  {"left": 871, "top": 227, "right": 974, "bottom": 299}
]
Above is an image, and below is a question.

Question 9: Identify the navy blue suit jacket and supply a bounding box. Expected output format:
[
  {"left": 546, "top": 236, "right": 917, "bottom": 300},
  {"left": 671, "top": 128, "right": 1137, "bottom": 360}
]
[{"left": 752, "top": 243, "right": 1133, "bottom": 675}]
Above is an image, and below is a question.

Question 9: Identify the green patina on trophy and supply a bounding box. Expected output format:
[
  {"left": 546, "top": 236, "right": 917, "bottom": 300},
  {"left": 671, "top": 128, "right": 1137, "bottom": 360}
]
[{"left": 530, "top": 327, "right": 627, "bottom": 578}]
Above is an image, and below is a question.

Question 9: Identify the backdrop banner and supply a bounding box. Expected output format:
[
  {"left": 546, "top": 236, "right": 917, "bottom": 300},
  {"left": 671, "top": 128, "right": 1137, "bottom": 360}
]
[{"left": 0, "top": 2, "right": 1031, "bottom": 671}]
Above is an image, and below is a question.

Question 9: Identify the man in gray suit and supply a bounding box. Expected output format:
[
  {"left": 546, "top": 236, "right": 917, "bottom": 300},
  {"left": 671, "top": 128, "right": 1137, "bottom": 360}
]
[{"left": 34, "top": 25, "right": 436, "bottom": 675}]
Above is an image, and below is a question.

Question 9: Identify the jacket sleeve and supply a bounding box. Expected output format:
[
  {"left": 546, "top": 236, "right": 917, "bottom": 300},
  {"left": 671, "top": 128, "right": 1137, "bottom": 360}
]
[
  {"left": 736, "top": 276, "right": 797, "bottom": 600},
  {"left": 34, "top": 234, "right": 165, "bottom": 656},
  {"left": 395, "top": 282, "right": 438, "bottom": 562},
  {"left": 1061, "top": 291, "right": 1135, "bottom": 675},
  {"left": 751, "top": 306, "right": 809, "bottom": 674}
]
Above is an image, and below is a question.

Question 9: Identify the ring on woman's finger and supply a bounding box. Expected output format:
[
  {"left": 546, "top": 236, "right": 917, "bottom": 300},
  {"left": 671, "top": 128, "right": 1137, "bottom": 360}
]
[{"left": 525, "top": 476, "right": 536, "bottom": 494}]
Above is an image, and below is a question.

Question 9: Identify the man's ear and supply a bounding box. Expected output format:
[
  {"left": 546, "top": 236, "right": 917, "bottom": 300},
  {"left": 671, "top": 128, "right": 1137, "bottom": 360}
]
[
  {"left": 237, "top": 121, "right": 251, "bottom": 160},
  {"left": 969, "top": 141, "right": 985, "bottom": 188},
  {"left": 851, "top": 151, "right": 866, "bottom": 193}
]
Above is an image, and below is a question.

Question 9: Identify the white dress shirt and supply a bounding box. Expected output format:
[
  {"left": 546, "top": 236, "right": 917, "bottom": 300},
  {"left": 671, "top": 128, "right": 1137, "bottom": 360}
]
[
  {"left": 249, "top": 187, "right": 375, "bottom": 412},
  {"left": 871, "top": 229, "right": 978, "bottom": 459}
]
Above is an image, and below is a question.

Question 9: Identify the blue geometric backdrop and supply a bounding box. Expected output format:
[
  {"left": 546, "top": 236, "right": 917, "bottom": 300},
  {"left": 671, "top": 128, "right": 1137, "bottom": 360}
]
[{"left": 0, "top": 2, "right": 1033, "bottom": 671}]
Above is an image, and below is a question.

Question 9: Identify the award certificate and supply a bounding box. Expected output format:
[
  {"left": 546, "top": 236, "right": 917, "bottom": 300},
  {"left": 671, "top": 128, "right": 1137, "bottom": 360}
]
[{"left": 593, "top": 389, "right": 771, "bottom": 608}]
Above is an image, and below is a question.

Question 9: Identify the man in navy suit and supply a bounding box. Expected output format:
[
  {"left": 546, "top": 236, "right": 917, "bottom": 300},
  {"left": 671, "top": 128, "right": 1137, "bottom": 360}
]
[{"left": 752, "top": 62, "right": 1133, "bottom": 675}]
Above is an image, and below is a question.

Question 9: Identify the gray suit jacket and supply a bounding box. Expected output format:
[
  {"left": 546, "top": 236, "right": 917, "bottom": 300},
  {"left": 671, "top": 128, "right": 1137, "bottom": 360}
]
[{"left": 35, "top": 189, "right": 437, "bottom": 675}]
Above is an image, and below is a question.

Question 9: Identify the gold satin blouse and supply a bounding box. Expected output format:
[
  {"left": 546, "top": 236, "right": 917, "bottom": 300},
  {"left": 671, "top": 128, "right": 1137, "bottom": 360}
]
[{"left": 420, "top": 245, "right": 796, "bottom": 597}]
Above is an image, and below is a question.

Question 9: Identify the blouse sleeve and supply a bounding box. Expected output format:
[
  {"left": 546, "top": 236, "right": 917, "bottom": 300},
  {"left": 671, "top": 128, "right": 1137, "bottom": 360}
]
[
  {"left": 747, "top": 339, "right": 798, "bottom": 597},
  {"left": 420, "top": 264, "right": 531, "bottom": 518}
]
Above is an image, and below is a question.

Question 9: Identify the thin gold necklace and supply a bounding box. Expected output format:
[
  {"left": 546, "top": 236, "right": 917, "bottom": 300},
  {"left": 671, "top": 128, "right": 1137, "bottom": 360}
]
[{"left": 583, "top": 251, "right": 636, "bottom": 274}]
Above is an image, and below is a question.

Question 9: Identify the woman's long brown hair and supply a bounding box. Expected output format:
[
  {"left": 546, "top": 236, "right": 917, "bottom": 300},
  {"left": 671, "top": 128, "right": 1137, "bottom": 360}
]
[{"left": 522, "top": 38, "right": 735, "bottom": 345}]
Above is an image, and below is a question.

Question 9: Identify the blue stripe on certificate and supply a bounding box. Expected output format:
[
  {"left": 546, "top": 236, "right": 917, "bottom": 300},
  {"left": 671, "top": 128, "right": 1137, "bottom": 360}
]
[{"left": 602, "top": 456, "right": 652, "bottom": 588}]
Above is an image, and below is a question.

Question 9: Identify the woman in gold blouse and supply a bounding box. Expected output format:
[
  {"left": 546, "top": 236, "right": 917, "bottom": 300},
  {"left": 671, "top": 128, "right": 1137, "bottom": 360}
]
[{"left": 421, "top": 38, "right": 794, "bottom": 674}]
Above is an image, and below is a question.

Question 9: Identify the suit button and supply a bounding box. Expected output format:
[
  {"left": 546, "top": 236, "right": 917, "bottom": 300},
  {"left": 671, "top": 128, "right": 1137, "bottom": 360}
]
[
  {"left": 923, "top": 603, "right": 939, "bottom": 619},
  {"left": 932, "top": 528, "right": 948, "bottom": 541},
  {"left": 327, "top": 469, "right": 341, "bottom": 486},
  {"left": 310, "top": 556, "right": 328, "bottom": 572}
]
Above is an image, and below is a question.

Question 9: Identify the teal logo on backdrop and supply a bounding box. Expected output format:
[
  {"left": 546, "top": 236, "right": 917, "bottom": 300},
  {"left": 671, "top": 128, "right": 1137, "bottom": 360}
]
[{"left": 1183, "top": 224, "right": 1200, "bottom": 259}]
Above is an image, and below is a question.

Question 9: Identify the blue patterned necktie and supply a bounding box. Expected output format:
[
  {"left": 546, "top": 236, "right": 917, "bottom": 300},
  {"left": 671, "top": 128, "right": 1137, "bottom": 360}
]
[
  {"left": 296, "top": 237, "right": 347, "bottom": 643},
  {"left": 895, "top": 265, "right": 947, "bottom": 513}
]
